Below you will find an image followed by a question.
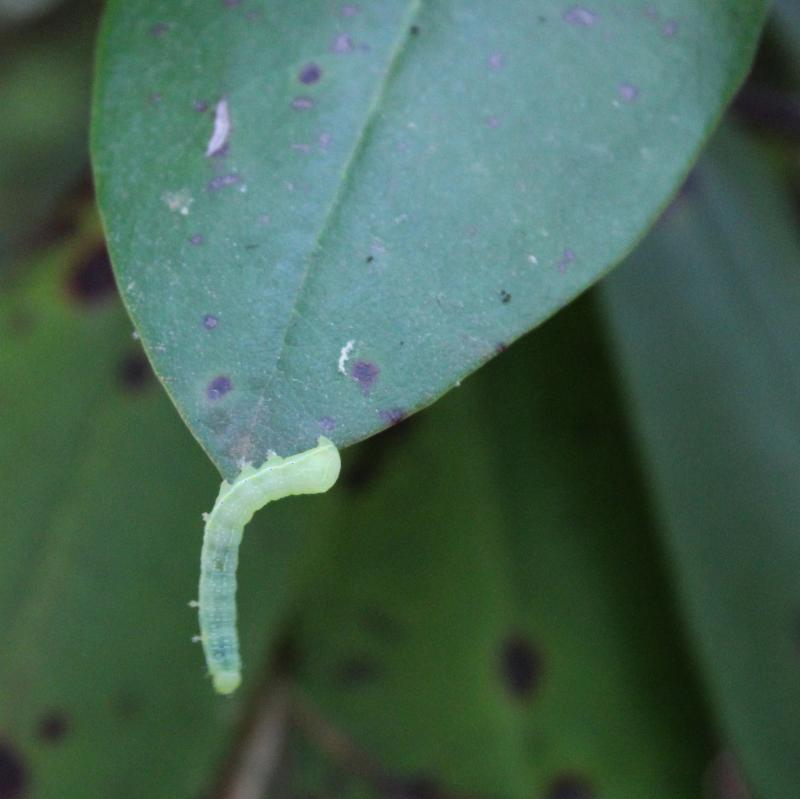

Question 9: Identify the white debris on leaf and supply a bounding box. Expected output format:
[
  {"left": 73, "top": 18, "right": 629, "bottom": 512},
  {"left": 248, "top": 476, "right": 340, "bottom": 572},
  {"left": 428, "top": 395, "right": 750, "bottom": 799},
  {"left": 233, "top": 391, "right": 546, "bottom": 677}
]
[
  {"left": 338, "top": 340, "right": 355, "bottom": 375},
  {"left": 206, "top": 98, "right": 231, "bottom": 157},
  {"left": 162, "top": 188, "right": 193, "bottom": 215}
]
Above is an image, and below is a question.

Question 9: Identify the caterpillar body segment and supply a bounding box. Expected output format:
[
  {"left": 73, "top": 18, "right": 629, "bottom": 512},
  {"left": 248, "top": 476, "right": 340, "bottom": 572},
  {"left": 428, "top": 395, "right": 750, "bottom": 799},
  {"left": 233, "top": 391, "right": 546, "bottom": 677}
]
[{"left": 198, "top": 436, "right": 341, "bottom": 694}]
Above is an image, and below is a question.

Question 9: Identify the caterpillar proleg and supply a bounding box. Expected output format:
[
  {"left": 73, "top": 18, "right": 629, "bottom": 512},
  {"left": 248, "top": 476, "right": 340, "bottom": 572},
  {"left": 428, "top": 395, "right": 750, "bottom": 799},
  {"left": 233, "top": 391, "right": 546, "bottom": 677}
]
[{"left": 198, "top": 436, "right": 341, "bottom": 694}]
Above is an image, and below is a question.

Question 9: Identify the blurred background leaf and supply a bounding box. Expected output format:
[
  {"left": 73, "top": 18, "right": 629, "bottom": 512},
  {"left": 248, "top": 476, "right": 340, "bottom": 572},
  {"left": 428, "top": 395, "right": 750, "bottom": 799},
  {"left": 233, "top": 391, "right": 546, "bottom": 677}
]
[
  {"left": 0, "top": 0, "right": 97, "bottom": 277},
  {"left": 601, "top": 122, "right": 800, "bottom": 799}
]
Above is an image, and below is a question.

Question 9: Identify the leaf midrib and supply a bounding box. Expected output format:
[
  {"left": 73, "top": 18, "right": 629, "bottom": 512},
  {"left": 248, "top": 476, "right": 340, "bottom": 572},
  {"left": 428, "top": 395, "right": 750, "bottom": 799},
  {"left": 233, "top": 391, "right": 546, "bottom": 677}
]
[{"left": 238, "top": 0, "right": 423, "bottom": 456}]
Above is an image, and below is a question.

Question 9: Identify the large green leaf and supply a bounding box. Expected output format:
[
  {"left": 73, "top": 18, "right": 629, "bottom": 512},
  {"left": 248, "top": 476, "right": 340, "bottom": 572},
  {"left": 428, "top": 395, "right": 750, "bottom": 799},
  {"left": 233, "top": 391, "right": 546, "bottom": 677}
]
[
  {"left": 92, "top": 0, "right": 767, "bottom": 477},
  {"left": 0, "top": 213, "right": 340, "bottom": 797},
  {"left": 601, "top": 123, "right": 800, "bottom": 798},
  {"left": 282, "top": 296, "right": 712, "bottom": 799}
]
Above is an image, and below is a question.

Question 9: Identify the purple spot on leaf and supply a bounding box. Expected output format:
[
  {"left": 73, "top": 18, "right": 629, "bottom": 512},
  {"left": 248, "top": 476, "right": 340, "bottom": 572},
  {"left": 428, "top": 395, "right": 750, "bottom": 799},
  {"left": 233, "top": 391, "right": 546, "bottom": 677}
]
[
  {"left": 207, "top": 375, "right": 232, "bottom": 401},
  {"left": 557, "top": 249, "right": 576, "bottom": 273},
  {"left": 488, "top": 52, "right": 505, "bottom": 70},
  {"left": 203, "top": 314, "right": 218, "bottom": 330},
  {"left": 486, "top": 116, "right": 502, "bottom": 128},
  {"left": 292, "top": 96, "right": 314, "bottom": 110},
  {"left": 341, "top": 3, "right": 359, "bottom": 16},
  {"left": 332, "top": 33, "right": 354, "bottom": 53},
  {"left": 150, "top": 22, "right": 169, "bottom": 37},
  {"left": 662, "top": 19, "right": 678, "bottom": 37},
  {"left": 379, "top": 408, "right": 406, "bottom": 425},
  {"left": 189, "top": 233, "right": 204, "bottom": 245},
  {"left": 319, "top": 416, "right": 337, "bottom": 433},
  {"left": 192, "top": 99, "right": 209, "bottom": 112},
  {"left": 207, "top": 173, "right": 241, "bottom": 191},
  {"left": 299, "top": 63, "right": 322, "bottom": 84},
  {"left": 563, "top": 6, "right": 598, "bottom": 26},
  {"left": 618, "top": 82, "right": 639, "bottom": 102},
  {"left": 319, "top": 132, "right": 333, "bottom": 149},
  {"left": 351, "top": 360, "right": 379, "bottom": 394}
]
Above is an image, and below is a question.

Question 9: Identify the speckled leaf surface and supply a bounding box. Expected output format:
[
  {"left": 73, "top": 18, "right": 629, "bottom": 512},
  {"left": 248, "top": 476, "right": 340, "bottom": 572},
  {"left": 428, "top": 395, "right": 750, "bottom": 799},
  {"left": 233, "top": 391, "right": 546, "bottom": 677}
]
[
  {"left": 602, "top": 124, "right": 800, "bottom": 798},
  {"left": 0, "top": 216, "right": 341, "bottom": 797},
  {"left": 92, "top": 1, "right": 767, "bottom": 477},
  {"left": 285, "top": 297, "right": 711, "bottom": 799}
]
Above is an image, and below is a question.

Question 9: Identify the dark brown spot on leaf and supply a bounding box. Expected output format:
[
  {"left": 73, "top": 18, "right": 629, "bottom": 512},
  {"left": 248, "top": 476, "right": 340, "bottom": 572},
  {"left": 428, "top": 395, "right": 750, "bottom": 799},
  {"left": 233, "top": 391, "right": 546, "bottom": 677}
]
[
  {"left": 383, "top": 776, "right": 443, "bottom": 799},
  {"left": 118, "top": 351, "right": 154, "bottom": 392},
  {"left": 500, "top": 634, "right": 543, "bottom": 700},
  {"left": 36, "top": 711, "right": 69, "bottom": 744},
  {"left": 360, "top": 608, "right": 406, "bottom": 642},
  {"left": 23, "top": 209, "right": 78, "bottom": 250},
  {"left": 500, "top": 289, "right": 512, "bottom": 304},
  {"left": 342, "top": 419, "right": 415, "bottom": 492},
  {"left": 112, "top": 690, "right": 141, "bottom": 721},
  {"left": 336, "top": 656, "right": 382, "bottom": 688},
  {"left": 0, "top": 741, "right": 28, "bottom": 799},
  {"left": 545, "top": 773, "right": 597, "bottom": 799},
  {"left": 66, "top": 244, "right": 117, "bottom": 305}
]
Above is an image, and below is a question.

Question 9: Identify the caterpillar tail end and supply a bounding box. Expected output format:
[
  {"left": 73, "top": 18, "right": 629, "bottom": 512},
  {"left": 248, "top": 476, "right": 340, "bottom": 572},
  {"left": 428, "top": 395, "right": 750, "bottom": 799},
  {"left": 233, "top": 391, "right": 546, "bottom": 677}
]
[{"left": 212, "top": 670, "right": 242, "bottom": 695}]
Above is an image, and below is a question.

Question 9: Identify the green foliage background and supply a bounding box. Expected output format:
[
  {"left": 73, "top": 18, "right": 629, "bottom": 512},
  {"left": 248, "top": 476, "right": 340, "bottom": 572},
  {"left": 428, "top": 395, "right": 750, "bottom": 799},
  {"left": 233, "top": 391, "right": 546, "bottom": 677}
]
[{"left": 1, "top": 3, "right": 798, "bottom": 799}]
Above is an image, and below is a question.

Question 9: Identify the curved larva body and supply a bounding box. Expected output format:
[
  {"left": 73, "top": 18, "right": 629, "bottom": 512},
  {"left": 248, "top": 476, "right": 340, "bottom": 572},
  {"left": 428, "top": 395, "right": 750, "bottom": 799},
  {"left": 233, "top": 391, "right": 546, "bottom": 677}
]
[{"left": 198, "top": 436, "right": 341, "bottom": 694}]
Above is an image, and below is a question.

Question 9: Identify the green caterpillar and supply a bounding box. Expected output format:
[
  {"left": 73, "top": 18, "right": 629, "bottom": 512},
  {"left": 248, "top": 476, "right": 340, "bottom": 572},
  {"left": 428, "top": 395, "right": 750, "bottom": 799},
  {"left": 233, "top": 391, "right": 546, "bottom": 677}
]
[{"left": 197, "top": 436, "right": 341, "bottom": 694}]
